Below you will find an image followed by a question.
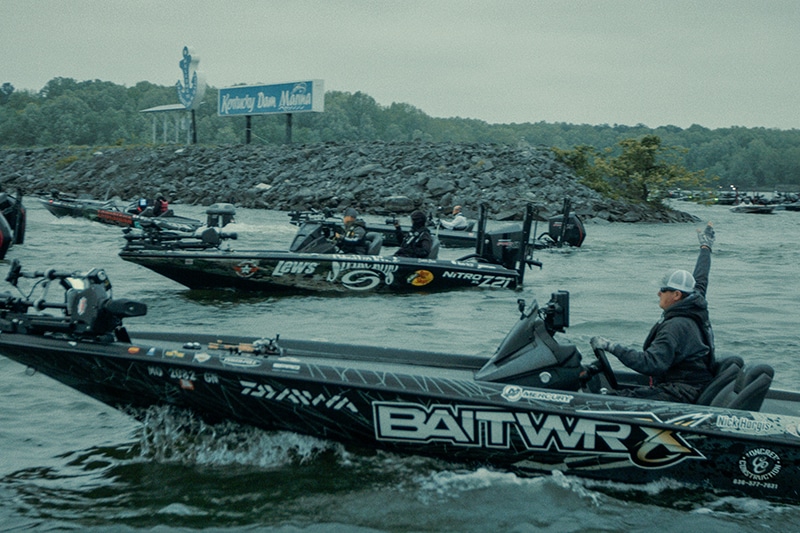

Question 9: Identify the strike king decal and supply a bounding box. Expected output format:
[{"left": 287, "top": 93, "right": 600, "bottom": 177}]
[
  {"left": 327, "top": 261, "right": 399, "bottom": 290},
  {"left": 441, "top": 271, "right": 513, "bottom": 288},
  {"left": 373, "top": 402, "right": 707, "bottom": 469},
  {"left": 240, "top": 380, "right": 358, "bottom": 413}
]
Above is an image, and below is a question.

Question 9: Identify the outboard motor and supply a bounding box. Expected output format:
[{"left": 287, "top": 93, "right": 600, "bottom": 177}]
[
  {"left": 481, "top": 225, "right": 525, "bottom": 270},
  {"left": 475, "top": 291, "right": 584, "bottom": 390},
  {"left": 206, "top": 203, "right": 236, "bottom": 228},
  {"left": 547, "top": 213, "right": 585, "bottom": 248}
]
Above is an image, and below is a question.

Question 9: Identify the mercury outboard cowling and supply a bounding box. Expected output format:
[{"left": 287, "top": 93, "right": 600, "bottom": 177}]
[{"left": 475, "top": 291, "right": 583, "bottom": 390}]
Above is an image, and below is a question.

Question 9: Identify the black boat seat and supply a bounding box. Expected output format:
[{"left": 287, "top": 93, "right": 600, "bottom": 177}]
[
  {"left": 710, "top": 363, "right": 774, "bottom": 412},
  {"left": 695, "top": 356, "right": 745, "bottom": 405},
  {"left": 428, "top": 237, "right": 440, "bottom": 259},
  {"left": 364, "top": 232, "right": 383, "bottom": 255}
]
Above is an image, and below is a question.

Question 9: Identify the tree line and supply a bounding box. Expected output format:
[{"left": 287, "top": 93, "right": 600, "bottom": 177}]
[{"left": 2, "top": 77, "right": 799, "bottom": 190}]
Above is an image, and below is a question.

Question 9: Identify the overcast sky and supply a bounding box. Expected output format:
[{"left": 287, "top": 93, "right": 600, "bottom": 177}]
[{"left": 3, "top": 0, "right": 799, "bottom": 130}]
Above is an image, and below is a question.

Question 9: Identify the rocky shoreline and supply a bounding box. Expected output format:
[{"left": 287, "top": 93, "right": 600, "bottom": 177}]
[{"left": 1, "top": 142, "right": 698, "bottom": 223}]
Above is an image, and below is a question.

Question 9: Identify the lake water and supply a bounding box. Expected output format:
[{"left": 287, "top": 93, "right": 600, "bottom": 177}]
[{"left": 0, "top": 199, "right": 798, "bottom": 532}]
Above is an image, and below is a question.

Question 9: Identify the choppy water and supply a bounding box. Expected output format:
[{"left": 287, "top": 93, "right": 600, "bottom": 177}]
[{"left": 1, "top": 200, "right": 798, "bottom": 532}]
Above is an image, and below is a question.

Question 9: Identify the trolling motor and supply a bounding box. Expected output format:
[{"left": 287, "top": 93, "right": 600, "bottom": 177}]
[
  {"left": 122, "top": 225, "right": 237, "bottom": 251},
  {"left": 0, "top": 259, "right": 146, "bottom": 341}
]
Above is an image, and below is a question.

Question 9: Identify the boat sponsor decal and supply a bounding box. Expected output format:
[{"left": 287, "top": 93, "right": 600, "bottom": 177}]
[
  {"left": 193, "top": 352, "right": 211, "bottom": 363},
  {"left": 271, "top": 362, "right": 301, "bottom": 373},
  {"left": 715, "top": 414, "right": 774, "bottom": 435},
  {"left": 327, "top": 261, "right": 399, "bottom": 290},
  {"left": 128, "top": 346, "right": 141, "bottom": 354},
  {"left": 164, "top": 350, "right": 185, "bottom": 359},
  {"left": 407, "top": 269, "right": 434, "bottom": 287},
  {"left": 146, "top": 347, "right": 158, "bottom": 357},
  {"left": 239, "top": 380, "right": 358, "bottom": 413},
  {"left": 180, "top": 379, "right": 195, "bottom": 391},
  {"left": 273, "top": 260, "right": 319, "bottom": 276},
  {"left": 735, "top": 448, "right": 781, "bottom": 490},
  {"left": 220, "top": 355, "right": 262, "bottom": 368},
  {"left": 148, "top": 366, "right": 164, "bottom": 377},
  {"left": 233, "top": 261, "right": 259, "bottom": 278},
  {"left": 501, "top": 385, "right": 573, "bottom": 404},
  {"left": 374, "top": 402, "right": 706, "bottom": 468},
  {"left": 441, "top": 271, "right": 513, "bottom": 288}
]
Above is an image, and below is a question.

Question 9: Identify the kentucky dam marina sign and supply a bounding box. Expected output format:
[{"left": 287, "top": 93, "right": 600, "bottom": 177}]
[{"left": 218, "top": 80, "right": 324, "bottom": 117}]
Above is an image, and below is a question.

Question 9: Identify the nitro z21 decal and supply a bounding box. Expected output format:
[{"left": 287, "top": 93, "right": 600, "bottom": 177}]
[
  {"left": 441, "top": 271, "right": 513, "bottom": 288},
  {"left": 373, "top": 402, "right": 707, "bottom": 469}
]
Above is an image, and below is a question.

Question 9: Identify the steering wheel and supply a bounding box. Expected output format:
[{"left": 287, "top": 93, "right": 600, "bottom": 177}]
[{"left": 592, "top": 347, "right": 619, "bottom": 390}]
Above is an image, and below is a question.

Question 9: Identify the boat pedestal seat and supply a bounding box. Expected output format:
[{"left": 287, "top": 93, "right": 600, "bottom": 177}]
[
  {"left": 428, "top": 237, "right": 440, "bottom": 259},
  {"left": 364, "top": 232, "right": 383, "bottom": 255},
  {"left": 710, "top": 363, "right": 774, "bottom": 411},
  {"left": 696, "top": 356, "right": 745, "bottom": 405}
]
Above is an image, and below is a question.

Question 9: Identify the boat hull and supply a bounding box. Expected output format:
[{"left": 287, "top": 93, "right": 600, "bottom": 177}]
[
  {"left": 3, "top": 330, "right": 800, "bottom": 503},
  {"left": 119, "top": 249, "right": 522, "bottom": 293},
  {"left": 41, "top": 197, "right": 203, "bottom": 231}
]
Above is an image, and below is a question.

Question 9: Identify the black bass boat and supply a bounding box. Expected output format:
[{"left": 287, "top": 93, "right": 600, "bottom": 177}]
[
  {"left": 288, "top": 198, "right": 586, "bottom": 250},
  {"left": 118, "top": 205, "right": 543, "bottom": 294},
  {"left": 40, "top": 193, "right": 204, "bottom": 232},
  {"left": 0, "top": 261, "right": 798, "bottom": 504},
  {"left": 0, "top": 189, "right": 26, "bottom": 260}
]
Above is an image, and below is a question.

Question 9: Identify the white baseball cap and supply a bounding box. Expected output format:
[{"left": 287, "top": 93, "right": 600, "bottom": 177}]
[{"left": 661, "top": 270, "right": 695, "bottom": 293}]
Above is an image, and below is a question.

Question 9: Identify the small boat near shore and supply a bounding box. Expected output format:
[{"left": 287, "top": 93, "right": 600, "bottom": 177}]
[
  {"left": 40, "top": 193, "right": 204, "bottom": 232},
  {"left": 1, "top": 260, "right": 799, "bottom": 504},
  {"left": 118, "top": 205, "right": 543, "bottom": 295}
]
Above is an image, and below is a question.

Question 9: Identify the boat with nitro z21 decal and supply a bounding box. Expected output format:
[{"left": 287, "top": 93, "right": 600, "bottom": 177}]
[
  {"left": 118, "top": 204, "right": 543, "bottom": 294},
  {"left": 0, "top": 260, "right": 799, "bottom": 503}
]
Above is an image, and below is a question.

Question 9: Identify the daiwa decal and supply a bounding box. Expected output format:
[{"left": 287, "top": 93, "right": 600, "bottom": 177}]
[
  {"left": 408, "top": 269, "right": 434, "bottom": 287},
  {"left": 501, "top": 385, "right": 573, "bottom": 404},
  {"left": 239, "top": 380, "right": 358, "bottom": 413},
  {"left": 738, "top": 448, "right": 781, "bottom": 488},
  {"left": 373, "top": 402, "right": 705, "bottom": 468},
  {"left": 221, "top": 355, "right": 262, "bottom": 368},
  {"left": 273, "top": 260, "right": 318, "bottom": 276},
  {"left": 233, "top": 261, "right": 259, "bottom": 278}
]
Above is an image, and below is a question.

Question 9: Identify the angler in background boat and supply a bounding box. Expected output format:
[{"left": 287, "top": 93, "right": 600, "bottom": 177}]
[
  {"left": 393, "top": 210, "right": 434, "bottom": 258},
  {"left": 332, "top": 207, "right": 369, "bottom": 255},
  {"left": 437, "top": 205, "right": 469, "bottom": 230}
]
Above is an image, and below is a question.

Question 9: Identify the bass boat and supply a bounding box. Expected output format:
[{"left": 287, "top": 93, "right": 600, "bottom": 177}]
[
  {"left": 118, "top": 205, "right": 543, "bottom": 294},
  {"left": 288, "top": 197, "right": 586, "bottom": 250},
  {"left": 0, "top": 189, "right": 26, "bottom": 260},
  {"left": 0, "top": 260, "right": 797, "bottom": 504},
  {"left": 40, "top": 193, "right": 205, "bottom": 232}
]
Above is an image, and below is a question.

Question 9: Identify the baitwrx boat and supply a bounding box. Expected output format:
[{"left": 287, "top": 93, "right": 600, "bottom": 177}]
[
  {"left": 0, "top": 260, "right": 798, "bottom": 504},
  {"left": 118, "top": 204, "right": 544, "bottom": 294}
]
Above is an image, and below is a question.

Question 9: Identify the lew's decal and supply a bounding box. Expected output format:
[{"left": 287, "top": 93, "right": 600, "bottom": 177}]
[
  {"left": 273, "top": 260, "right": 319, "bottom": 276},
  {"left": 373, "top": 402, "right": 707, "bottom": 469}
]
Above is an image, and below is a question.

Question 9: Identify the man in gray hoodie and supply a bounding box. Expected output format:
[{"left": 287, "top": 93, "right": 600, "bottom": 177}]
[{"left": 591, "top": 222, "right": 716, "bottom": 403}]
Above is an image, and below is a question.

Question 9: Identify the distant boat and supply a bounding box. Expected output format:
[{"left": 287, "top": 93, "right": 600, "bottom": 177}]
[{"left": 730, "top": 203, "right": 775, "bottom": 214}]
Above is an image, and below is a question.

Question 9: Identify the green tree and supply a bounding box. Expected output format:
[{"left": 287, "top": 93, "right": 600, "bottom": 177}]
[{"left": 555, "top": 135, "right": 709, "bottom": 205}]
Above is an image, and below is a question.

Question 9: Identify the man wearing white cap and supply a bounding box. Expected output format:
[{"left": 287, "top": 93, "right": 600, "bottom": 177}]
[{"left": 591, "top": 222, "right": 716, "bottom": 403}]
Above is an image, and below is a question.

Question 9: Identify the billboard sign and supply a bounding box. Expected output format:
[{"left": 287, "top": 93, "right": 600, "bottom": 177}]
[{"left": 218, "top": 80, "right": 324, "bottom": 116}]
